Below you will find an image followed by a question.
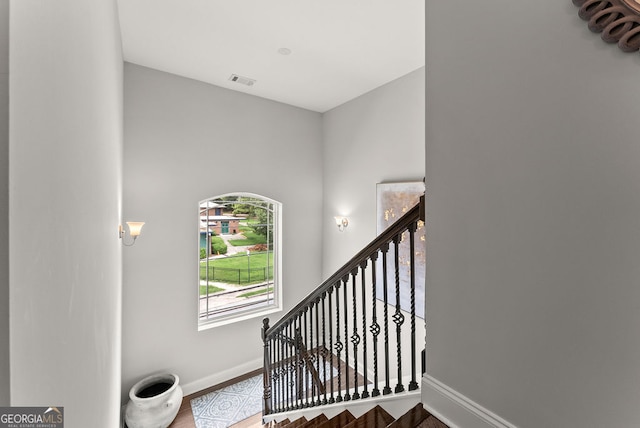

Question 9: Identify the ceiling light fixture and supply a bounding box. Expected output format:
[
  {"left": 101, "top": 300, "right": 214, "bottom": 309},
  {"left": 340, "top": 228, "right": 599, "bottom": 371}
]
[{"left": 278, "top": 47, "right": 292, "bottom": 55}]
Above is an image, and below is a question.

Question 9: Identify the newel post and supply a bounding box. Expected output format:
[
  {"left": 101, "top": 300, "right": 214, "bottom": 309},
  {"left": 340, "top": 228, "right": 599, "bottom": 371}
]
[{"left": 262, "top": 318, "right": 271, "bottom": 416}]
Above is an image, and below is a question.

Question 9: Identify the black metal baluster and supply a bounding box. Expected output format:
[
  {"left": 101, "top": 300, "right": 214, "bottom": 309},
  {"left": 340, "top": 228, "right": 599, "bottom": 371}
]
[
  {"left": 292, "top": 316, "right": 298, "bottom": 409},
  {"left": 272, "top": 334, "right": 277, "bottom": 413},
  {"left": 328, "top": 287, "right": 335, "bottom": 404},
  {"left": 266, "top": 331, "right": 271, "bottom": 415},
  {"left": 293, "top": 319, "right": 298, "bottom": 409},
  {"left": 295, "top": 317, "right": 302, "bottom": 408},
  {"left": 314, "top": 297, "right": 321, "bottom": 406},
  {"left": 292, "top": 319, "right": 297, "bottom": 409},
  {"left": 408, "top": 221, "right": 419, "bottom": 391},
  {"left": 321, "top": 292, "right": 328, "bottom": 405},
  {"left": 278, "top": 326, "right": 287, "bottom": 412},
  {"left": 419, "top": 197, "right": 427, "bottom": 380},
  {"left": 291, "top": 320, "right": 297, "bottom": 408},
  {"left": 287, "top": 327, "right": 292, "bottom": 409},
  {"left": 370, "top": 252, "right": 381, "bottom": 397},
  {"left": 282, "top": 328, "right": 287, "bottom": 412},
  {"left": 284, "top": 326, "right": 289, "bottom": 411},
  {"left": 334, "top": 281, "right": 343, "bottom": 402},
  {"left": 285, "top": 325, "right": 290, "bottom": 410},
  {"left": 278, "top": 327, "right": 284, "bottom": 413},
  {"left": 273, "top": 331, "right": 278, "bottom": 413},
  {"left": 280, "top": 332, "right": 284, "bottom": 412},
  {"left": 360, "top": 261, "right": 370, "bottom": 399},
  {"left": 343, "top": 276, "right": 351, "bottom": 401},
  {"left": 288, "top": 321, "right": 294, "bottom": 410},
  {"left": 308, "top": 301, "right": 315, "bottom": 404},
  {"left": 393, "top": 234, "right": 405, "bottom": 393},
  {"left": 287, "top": 324, "right": 291, "bottom": 410},
  {"left": 272, "top": 331, "right": 277, "bottom": 413},
  {"left": 381, "top": 242, "right": 392, "bottom": 395},
  {"left": 303, "top": 307, "right": 309, "bottom": 408},
  {"left": 350, "top": 269, "right": 360, "bottom": 400},
  {"left": 282, "top": 326, "right": 287, "bottom": 411},
  {"left": 262, "top": 318, "right": 271, "bottom": 415}
]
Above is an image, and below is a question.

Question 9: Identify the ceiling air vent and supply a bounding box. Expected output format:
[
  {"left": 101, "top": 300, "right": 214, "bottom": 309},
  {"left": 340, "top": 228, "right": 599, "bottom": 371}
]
[{"left": 228, "top": 74, "right": 256, "bottom": 87}]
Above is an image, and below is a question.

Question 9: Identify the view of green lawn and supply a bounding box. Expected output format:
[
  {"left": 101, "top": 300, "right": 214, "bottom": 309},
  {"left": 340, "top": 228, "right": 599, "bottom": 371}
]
[
  {"left": 199, "top": 251, "right": 274, "bottom": 285},
  {"left": 227, "top": 224, "right": 267, "bottom": 246}
]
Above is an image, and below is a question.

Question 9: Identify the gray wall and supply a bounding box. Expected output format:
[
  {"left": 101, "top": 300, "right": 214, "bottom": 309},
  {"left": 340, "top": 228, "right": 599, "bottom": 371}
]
[
  {"left": 122, "top": 63, "right": 323, "bottom": 397},
  {"left": 9, "top": 0, "right": 123, "bottom": 426},
  {"left": 0, "top": 0, "right": 9, "bottom": 406},
  {"left": 426, "top": 1, "right": 640, "bottom": 427},
  {"left": 321, "top": 67, "right": 425, "bottom": 277}
]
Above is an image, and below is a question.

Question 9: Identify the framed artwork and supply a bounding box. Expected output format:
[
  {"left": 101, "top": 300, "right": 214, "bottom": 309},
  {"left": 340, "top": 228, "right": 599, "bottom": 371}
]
[{"left": 376, "top": 181, "right": 425, "bottom": 319}]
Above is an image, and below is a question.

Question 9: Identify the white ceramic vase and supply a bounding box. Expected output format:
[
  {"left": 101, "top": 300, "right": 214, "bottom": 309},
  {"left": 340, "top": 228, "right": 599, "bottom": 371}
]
[{"left": 125, "top": 373, "right": 183, "bottom": 428}]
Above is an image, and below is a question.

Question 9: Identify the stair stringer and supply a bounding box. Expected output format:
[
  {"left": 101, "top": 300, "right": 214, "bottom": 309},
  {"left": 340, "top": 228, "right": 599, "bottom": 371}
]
[{"left": 263, "top": 389, "right": 421, "bottom": 425}]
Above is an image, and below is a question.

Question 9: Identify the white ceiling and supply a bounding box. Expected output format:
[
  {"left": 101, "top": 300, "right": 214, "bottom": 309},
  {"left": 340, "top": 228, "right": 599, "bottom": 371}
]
[{"left": 117, "top": 0, "right": 425, "bottom": 113}]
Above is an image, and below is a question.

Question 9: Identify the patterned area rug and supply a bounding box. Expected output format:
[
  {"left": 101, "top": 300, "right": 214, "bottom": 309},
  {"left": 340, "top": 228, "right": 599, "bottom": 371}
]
[
  {"left": 191, "top": 363, "right": 339, "bottom": 428},
  {"left": 191, "top": 375, "right": 263, "bottom": 428}
]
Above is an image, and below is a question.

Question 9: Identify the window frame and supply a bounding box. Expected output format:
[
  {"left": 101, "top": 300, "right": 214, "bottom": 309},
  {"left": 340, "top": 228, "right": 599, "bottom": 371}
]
[{"left": 197, "top": 192, "right": 282, "bottom": 331}]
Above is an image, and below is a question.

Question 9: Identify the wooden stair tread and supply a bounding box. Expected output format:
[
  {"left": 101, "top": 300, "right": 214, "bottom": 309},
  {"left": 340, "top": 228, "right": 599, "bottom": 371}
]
[
  {"left": 386, "top": 403, "right": 429, "bottom": 428},
  {"left": 298, "top": 413, "right": 329, "bottom": 428},
  {"left": 343, "top": 405, "right": 395, "bottom": 428},
  {"left": 416, "top": 415, "right": 448, "bottom": 428},
  {"left": 316, "top": 410, "right": 356, "bottom": 428},
  {"left": 264, "top": 403, "right": 448, "bottom": 428},
  {"left": 271, "top": 418, "right": 290, "bottom": 428},
  {"left": 284, "top": 416, "right": 308, "bottom": 428}
]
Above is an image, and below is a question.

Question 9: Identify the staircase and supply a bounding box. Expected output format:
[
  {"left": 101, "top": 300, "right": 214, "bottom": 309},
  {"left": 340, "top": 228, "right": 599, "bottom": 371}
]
[
  {"left": 260, "top": 196, "right": 432, "bottom": 427},
  {"left": 261, "top": 403, "right": 448, "bottom": 428}
]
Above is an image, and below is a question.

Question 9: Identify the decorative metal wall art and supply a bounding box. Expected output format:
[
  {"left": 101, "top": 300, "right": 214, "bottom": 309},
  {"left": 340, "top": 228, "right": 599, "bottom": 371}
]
[{"left": 573, "top": 0, "right": 640, "bottom": 53}]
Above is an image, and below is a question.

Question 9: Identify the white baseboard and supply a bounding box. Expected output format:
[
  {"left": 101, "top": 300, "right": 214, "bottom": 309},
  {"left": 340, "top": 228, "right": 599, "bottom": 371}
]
[
  {"left": 421, "top": 375, "right": 517, "bottom": 428},
  {"left": 180, "top": 357, "right": 263, "bottom": 396}
]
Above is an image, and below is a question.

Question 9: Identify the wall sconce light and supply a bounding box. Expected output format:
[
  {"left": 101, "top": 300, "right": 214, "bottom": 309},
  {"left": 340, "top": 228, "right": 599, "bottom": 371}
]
[
  {"left": 119, "top": 221, "right": 145, "bottom": 246},
  {"left": 334, "top": 216, "right": 349, "bottom": 232}
]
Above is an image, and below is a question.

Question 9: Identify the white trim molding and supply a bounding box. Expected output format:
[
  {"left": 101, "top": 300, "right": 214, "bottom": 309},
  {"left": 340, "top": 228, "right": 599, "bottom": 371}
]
[
  {"left": 181, "top": 357, "right": 263, "bottom": 396},
  {"left": 421, "top": 375, "right": 518, "bottom": 428}
]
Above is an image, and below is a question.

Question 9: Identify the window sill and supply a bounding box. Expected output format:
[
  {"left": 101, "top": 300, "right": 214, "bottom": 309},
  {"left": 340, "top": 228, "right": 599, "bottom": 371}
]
[{"left": 197, "top": 305, "right": 282, "bottom": 331}]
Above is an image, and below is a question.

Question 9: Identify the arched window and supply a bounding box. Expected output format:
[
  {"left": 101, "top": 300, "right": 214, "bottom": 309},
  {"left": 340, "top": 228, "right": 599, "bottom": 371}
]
[{"left": 198, "top": 193, "right": 282, "bottom": 329}]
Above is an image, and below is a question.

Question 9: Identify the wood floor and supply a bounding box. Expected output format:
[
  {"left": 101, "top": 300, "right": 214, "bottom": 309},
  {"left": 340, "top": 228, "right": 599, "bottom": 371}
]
[
  {"left": 169, "top": 368, "right": 263, "bottom": 428},
  {"left": 168, "top": 355, "right": 364, "bottom": 428}
]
